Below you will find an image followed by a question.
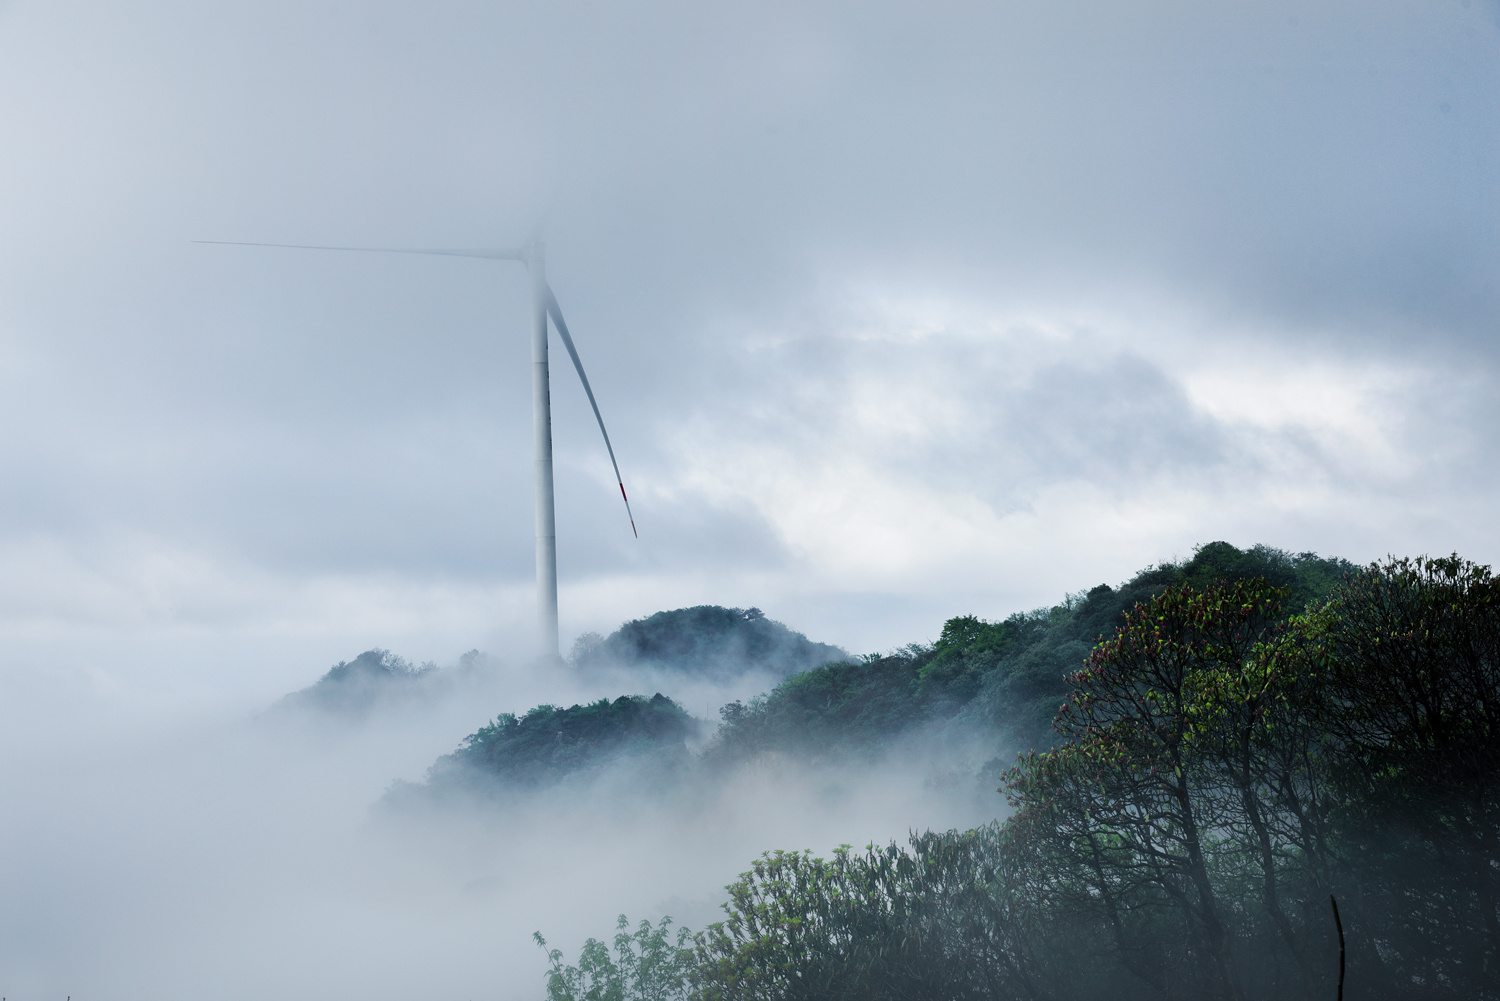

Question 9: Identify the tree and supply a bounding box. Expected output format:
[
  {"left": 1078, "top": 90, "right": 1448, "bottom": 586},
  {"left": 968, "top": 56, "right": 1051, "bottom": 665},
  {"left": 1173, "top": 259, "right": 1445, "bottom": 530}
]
[
  {"left": 1296, "top": 555, "right": 1500, "bottom": 994},
  {"left": 1005, "top": 580, "right": 1292, "bottom": 1000},
  {"left": 692, "top": 828, "right": 1066, "bottom": 1001},
  {"left": 536, "top": 915, "right": 695, "bottom": 1001}
]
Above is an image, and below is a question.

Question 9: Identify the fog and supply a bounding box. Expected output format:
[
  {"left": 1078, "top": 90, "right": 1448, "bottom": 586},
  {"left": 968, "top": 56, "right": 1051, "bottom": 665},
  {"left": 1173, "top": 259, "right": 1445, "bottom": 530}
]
[{"left": 0, "top": 647, "right": 997, "bottom": 1000}]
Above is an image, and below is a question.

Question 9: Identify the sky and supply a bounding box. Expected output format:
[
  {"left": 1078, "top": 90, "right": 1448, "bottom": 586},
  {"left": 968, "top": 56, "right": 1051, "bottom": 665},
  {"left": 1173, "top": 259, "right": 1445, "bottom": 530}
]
[{"left": 1, "top": 0, "right": 1498, "bottom": 701}]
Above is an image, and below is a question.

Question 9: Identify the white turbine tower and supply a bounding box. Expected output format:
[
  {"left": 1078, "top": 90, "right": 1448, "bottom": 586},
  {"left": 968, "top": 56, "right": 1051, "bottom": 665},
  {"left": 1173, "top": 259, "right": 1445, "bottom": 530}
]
[{"left": 196, "top": 238, "right": 637, "bottom": 660}]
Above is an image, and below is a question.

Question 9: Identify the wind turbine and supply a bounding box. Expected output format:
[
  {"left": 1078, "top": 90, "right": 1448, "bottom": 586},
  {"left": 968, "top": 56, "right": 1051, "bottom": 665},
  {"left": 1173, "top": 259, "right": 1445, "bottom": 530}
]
[{"left": 196, "top": 238, "right": 636, "bottom": 660}]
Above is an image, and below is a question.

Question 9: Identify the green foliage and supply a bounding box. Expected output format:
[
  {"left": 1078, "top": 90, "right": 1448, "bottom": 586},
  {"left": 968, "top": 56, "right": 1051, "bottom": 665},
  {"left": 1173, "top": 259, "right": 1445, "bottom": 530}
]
[
  {"left": 1287, "top": 554, "right": 1500, "bottom": 993},
  {"left": 1007, "top": 579, "right": 1303, "bottom": 997},
  {"left": 710, "top": 542, "right": 1355, "bottom": 760},
  {"left": 536, "top": 915, "right": 695, "bottom": 1001},
  {"left": 691, "top": 827, "right": 1077, "bottom": 1001},
  {"left": 572, "top": 605, "right": 847, "bottom": 681},
  {"left": 1000, "top": 558, "right": 1500, "bottom": 998},
  {"left": 429, "top": 693, "right": 696, "bottom": 790},
  {"left": 388, "top": 542, "right": 1353, "bottom": 804},
  {"left": 963, "top": 542, "right": 1354, "bottom": 747},
  {"left": 704, "top": 651, "right": 932, "bottom": 763},
  {"left": 918, "top": 615, "right": 1024, "bottom": 701}
]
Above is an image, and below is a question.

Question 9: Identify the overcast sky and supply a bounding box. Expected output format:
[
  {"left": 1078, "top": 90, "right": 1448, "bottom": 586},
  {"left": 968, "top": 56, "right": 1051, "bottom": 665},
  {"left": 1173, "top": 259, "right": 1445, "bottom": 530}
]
[{"left": 1, "top": 0, "right": 1497, "bottom": 706}]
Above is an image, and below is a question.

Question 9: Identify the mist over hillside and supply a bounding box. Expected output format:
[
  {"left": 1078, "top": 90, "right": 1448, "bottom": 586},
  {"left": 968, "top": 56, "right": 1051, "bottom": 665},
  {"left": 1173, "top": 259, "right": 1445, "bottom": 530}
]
[
  {"left": 269, "top": 606, "right": 846, "bottom": 729},
  {"left": 7, "top": 542, "right": 1492, "bottom": 1001},
  {"left": 271, "top": 648, "right": 440, "bottom": 716},
  {"left": 390, "top": 543, "right": 1353, "bottom": 808},
  {"left": 570, "top": 605, "right": 848, "bottom": 681},
  {"left": 388, "top": 694, "right": 701, "bottom": 807}
]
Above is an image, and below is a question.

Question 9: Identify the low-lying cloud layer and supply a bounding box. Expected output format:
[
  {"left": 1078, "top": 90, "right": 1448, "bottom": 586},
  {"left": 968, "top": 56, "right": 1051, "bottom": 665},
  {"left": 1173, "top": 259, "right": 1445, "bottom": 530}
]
[{"left": 0, "top": 649, "right": 996, "bottom": 1001}]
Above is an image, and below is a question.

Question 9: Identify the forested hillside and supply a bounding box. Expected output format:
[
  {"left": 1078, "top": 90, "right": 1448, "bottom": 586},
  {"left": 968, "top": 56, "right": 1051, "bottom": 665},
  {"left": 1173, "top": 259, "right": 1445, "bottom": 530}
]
[
  {"left": 397, "top": 543, "right": 1353, "bottom": 799},
  {"left": 537, "top": 549, "right": 1500, "bottom": 1001},
  {"left": 571, "top": 605, "right": 847, "bottom": 681},
  {"left": 272, "top": 648, "right": 436, "bottom": 716},
  {"left": 396, "top": 694, "right": 697, "bottom": 801},
  {"left": 708, "top": 542, "right": 1354, "bottom": 760}
]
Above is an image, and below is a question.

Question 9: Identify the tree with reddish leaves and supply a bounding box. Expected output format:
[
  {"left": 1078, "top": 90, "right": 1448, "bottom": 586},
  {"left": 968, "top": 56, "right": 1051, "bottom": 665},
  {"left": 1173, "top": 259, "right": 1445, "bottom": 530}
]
[{"left": 1007, "top": 580, "right": 1288, "bottom": 1000}]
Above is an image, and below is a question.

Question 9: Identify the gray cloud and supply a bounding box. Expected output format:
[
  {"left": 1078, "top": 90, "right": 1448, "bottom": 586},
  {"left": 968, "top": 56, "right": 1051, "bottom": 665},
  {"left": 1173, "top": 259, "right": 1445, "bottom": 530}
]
[{"left": 0, "top": 1, "right": 1494, "bottom": 661}]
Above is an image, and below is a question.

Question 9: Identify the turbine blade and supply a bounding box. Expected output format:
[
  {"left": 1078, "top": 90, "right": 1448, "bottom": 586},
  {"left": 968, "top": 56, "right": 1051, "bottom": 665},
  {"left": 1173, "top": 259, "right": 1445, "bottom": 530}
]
[
  {"left": 545, "top": 284, "right": 638, "bottom": 539},
  {"left": 193, "top": 240, "right": 525, "bottom": 261}
]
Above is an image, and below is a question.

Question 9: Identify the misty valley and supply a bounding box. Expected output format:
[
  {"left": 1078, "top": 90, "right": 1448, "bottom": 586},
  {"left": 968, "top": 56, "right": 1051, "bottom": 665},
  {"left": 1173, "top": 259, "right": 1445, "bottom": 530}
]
[{"left": 261, "top": 542, "right": 1498, "bottom": 1000}]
